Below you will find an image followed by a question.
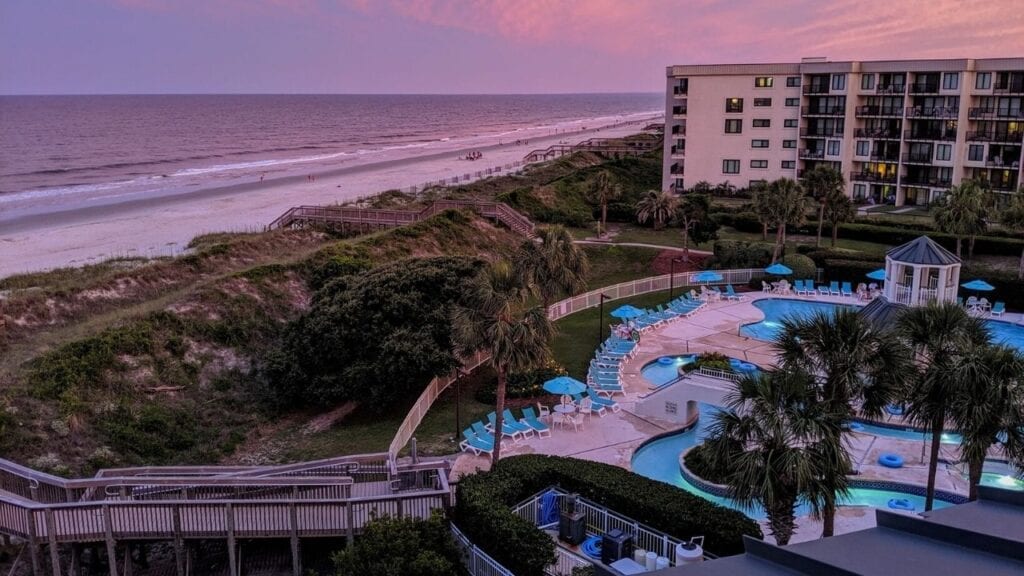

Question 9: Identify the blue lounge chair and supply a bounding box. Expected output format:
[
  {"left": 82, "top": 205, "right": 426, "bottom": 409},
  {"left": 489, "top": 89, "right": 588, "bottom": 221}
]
[
  {"left": 571, "top": 393, "right": 606, "bottom": 417},
  {"left": 503, "top": 409, "right": 537, "bottom": 438},
  {"left": 805, "top": 280, "right": 815, "bottom": 296},
  {"left": 471, "top": 421, "right": 499, "bottom": 445},
  {"left": 590, "top": 382, "right": 624, "bottom": 396},
  {"left": 487, "top": 412, "right": 526, "bottom": 442},
  {"left": 460, "top": 428, "right": 494, "bottom": 455},
  {"left": 841, "top": 282, "right": 853, "bottom": 297},
  {"left": 829, "top": 281, "right": 841, "bottom": 296},
  {"left": 818, "top": 284, "right": 830, "bottom": 296},
  {"left": 725, "top": 284, "right": 745, "bottom": 300},
  {"left": 586, "top": 388, "right": 621, "bottom": 413},
  {"left": 520, "top": 407, "right": 551, "bottom": 437},
  {"left": 792, "top": 279, "right": 805, "bottom": 295},
  {"left": 992, "top": 301, "right": 1006, "bottom": 316}
]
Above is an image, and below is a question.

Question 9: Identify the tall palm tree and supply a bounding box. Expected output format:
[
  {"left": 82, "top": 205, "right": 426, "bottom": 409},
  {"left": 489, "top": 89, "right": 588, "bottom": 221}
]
[
  {"left": 635, "top": 190, "right": 677, "bottom": 230},
  {"left": 675, "top": 193, "right": 718, "bottom": 263},
  {"left": 585, "top": 170, "right": 622, "bottom": 238},
  {"left": 702, "top": 368, "right": 846, "bottom": 545},
  {"left": 765, "top": 178, "right": 807, "bottom": 263},
  {"left": 774, "top": 309, "right": 911, "bottom": 536},
  {"left": 751, "top": 181, "right": 773, "bottom": 241},
  {"left": 801, "top": 165, "right": 846, "bottom": 248},
  {"left": 1000, "top": 187, "right": 1024, "bottom": 279},
  {"left": 949, "top": 344, "right": 1024, "bottom": 501},
  {"left": 897, "top": 302, "right": 990, "bottom": 510},
  {"left": 453, "top": 261, "right": 554, "bottom": 463},
  {"left": 822, "top": 187, "right": 856, "bottom": 248},
  {"left": 514, "top": 225, "right": 590, "bottom": 310},
  {"left": 933, "top": 180, "right": 989, "bottom": 258}
]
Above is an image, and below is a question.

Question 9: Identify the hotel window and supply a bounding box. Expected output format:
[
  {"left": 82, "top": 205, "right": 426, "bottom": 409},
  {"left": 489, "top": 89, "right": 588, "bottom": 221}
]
[
  {"left": 831, "top": 74, "right": 846, "bottom": 91},
  {"left": 942, "top": 73, "right": 959, "bottom": 90},
  {"left": 751, "top": 139, "right": 769, "bottom": 148},
  {"left": 976, "top": 73, "right": 992, "bottom": 90},
  {"left": 752, "top": 119, "right": 771, "bottom": 127},
  {"left": 856, "top": 140, "right": 869, "bottom": 156},
  {"left": 726, "top": 98, "right": 744, "bottom": 113},
  {"left": 785, "top": 98, "right": 799, "bottom": 107},
  {"left": 786, "top": 76, "right": 801, "bottom": 87},
  {"left": 936, "top": 144, "right": 952, "bottom": 161},
  {"left": 861, "top": 74, "right": 875, "bottom": 90},
  {"left": 754, "top": 98, "right": 772, "bottom": 107},
  {"left": 725, "top": 119, "right": 743, "bottom": 133},
  {"left": 853, "top": 184, "right": 867, "bottom": 199},
  {"left": 784, "top": 118, "right": 798, "bottom": 128},
  {"left": 750, "top": 159, "right": 769, "bottom": 169},
  {"left": 968, "top": 144, "right": 984, "bottom": 161},
  {"left": 723, "top": 159, "right": 740, "bottom": 174},
  {"left": 781, "top": 160, "right": 796, "bottom": 169},
  {"left": 755, "top": 76, "right": 774, "bottom": 88},
  {"left": 827, "top": 140, "right": 841, "bottom": 156},
  {"left": 782, "top": 139, "right": 796, "bottom": 149}
]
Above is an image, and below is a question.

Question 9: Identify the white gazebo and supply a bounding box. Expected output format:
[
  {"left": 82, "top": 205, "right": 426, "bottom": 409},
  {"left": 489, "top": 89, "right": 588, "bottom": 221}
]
[{"left": 883, "top": 236, "right": 961, "bottom": 306}]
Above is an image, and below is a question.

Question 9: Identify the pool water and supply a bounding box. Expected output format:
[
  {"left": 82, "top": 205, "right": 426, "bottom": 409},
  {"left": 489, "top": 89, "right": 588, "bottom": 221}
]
[
  {"left": 640, "top": 355, "right": 697, "bottom": 387},
  {"left": 854, "top": 421, "right": 963, "bottom": 445}
]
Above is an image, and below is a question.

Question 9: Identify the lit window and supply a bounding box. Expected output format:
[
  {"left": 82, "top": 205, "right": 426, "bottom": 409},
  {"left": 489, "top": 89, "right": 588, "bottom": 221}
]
[
  {"left": 726, "top": 98, "right": 744, "bottom": 113},
  {"left": 755, "top": 77, "right": 774, "bottom": 88},
  {"left": 725, "top": 119, "right": 743, "bottom": 133}
]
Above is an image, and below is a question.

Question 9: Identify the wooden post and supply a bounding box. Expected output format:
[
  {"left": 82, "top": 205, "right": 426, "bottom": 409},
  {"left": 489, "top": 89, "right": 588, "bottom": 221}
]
[
  {"left": 69, "top": 544, "right": 80, "bottom": 576},
  {"left": 102, "top": 505, "right": 118, "bottom": 576},
  {"left": 122, "top": 545, "right": 133, "bottom": 576},
  {"left": 45, "top": 508, "right": 61, "bottom": 576},
  {"left": 172, "top": 506, "right": 185, "bottom": 576},
  {"left": 289, "top": 504, "right": 301, "bottom": 576},
  {"left": 345, "top": 503, "right": 355, "bottom": 545},
  {"left": 26, "top": 510, "right": 42, "bottom": 576},
  {"left": 225, "top": 504, "right": 237, "bottom": 576}
]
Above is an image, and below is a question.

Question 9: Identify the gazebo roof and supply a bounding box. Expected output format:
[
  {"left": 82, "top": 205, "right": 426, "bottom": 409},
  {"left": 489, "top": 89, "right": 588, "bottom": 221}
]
[
  {"left": 886, "top": 236, "right": 960, "bottom": 266},
  {"left": 859, "top": 295, "right": 909, "bottom": 329}
]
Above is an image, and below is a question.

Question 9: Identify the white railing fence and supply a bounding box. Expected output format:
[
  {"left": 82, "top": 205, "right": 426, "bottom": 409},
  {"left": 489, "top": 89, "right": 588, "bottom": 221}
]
[
  {"left": 451, "top": 523, "right": 516, "bottom": 576},
  {"left": 697, "top": 366, "right": 742, "bottom": 382}
]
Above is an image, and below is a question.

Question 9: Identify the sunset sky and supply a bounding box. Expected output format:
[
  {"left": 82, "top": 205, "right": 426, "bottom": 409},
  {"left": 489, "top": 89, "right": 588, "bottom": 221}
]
[{"left": 2, "top": 0, "right": 1023, "bottom": 94}]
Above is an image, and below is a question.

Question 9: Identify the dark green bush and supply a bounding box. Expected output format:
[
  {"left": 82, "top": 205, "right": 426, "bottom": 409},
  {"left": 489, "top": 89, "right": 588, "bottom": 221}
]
[
  {"left": 834, "top": 223, "right": 1024, "bottom": 257},
  {"left": 331, "top": 512, "right": 465, "bottom": 576},
  {"left": 474, "top": 359, "right": 566, "bottom": 404},
  {"left": 454, "top": 455, "right": 762, "bottom": 575},
  {"left": 683, "top": 445, "right": 733, "bottom": 485},
  {"left": 98, "top": 404, "right": 205, "bottom": 464},
  {"left": 710, "top": 239, "right": 773, "bottom": 270},
  {"left": 780, "top": 254, "right": 817, "bottom": 280}
]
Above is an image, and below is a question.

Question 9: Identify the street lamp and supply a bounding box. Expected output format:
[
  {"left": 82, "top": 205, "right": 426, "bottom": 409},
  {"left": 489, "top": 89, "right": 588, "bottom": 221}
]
[
  {"left": 597, "top": 293, "right": 611, "bottom": 347},
  {"left": 669, "top": 256, "right": 685, "bottom": 300}
]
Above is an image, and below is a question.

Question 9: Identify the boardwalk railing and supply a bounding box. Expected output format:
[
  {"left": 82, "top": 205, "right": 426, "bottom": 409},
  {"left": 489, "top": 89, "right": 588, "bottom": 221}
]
[
  {"left": 524, "top": 134, "right": 660, "bottom": 163},
  {"left": 267, "top": 199, "right": 536, "bottom": 238}
]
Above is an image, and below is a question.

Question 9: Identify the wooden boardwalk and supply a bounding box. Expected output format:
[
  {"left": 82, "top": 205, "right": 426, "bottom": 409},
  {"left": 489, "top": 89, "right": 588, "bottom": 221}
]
[
  {"left": 0, "top": 454, "right": 452, "bottom": 576},
  {"left": 522, "top": 136, "right": 660, "bottom": 163}
]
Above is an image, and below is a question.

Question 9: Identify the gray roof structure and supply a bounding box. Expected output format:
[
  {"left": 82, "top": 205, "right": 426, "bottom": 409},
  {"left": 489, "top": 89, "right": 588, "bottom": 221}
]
[
  {"left": 886, "top": 236, "right": 961, "bottom": 266},
  {"left": 653, "top": 487, "right": 1024, "bottom": 576},
  {"left": 858, "top": 296, "right": 909, "bottom": 329}
]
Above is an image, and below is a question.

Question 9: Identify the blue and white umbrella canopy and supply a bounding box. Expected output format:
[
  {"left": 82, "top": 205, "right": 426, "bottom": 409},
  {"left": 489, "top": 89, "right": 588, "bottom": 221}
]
[
  {"left": 691, "top": 270, "right": 724, "bottom": 283},
  {"left": 543, "top": 376, "right": 587, "bottom": 396},
  {"left": 610, "top": 304, "right": 645, "bottom": 319},
  {"left": 961, "top": 279, "right": 995, "bottom": 292},
  {"left": 866, "top": 269, "right": 887, "bottom": 281},
  {"left": 764, "top": 263, "right": 793, "bottom": 276}
]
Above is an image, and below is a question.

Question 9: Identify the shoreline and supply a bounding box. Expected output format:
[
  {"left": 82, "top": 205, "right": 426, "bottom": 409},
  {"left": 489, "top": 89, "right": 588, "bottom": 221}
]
[{"left": 0, "top": 115, "right": 661, "bottom": 277}]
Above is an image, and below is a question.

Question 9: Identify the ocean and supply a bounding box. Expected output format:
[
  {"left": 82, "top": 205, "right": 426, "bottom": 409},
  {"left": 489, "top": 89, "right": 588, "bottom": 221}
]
[{"left": 0, "top": 93, "right": 661, "bottom": 217}]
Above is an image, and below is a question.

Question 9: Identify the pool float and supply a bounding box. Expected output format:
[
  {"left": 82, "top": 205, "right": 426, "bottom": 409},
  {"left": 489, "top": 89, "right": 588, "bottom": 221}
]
[
  {"left": 738, "top": 362, "right": 758, "bottom": 372},
  {"left": 658, "top": 356, "right": 675, "bottom": 366},
  {"left": 888, "top": 498, "right": 914, "bottom": 511},
  {"left": 848, "top": 422, "right": 865, "bottom": 432},
  {"left": 878, "top": 453, "right": 904, "bottom": 468},
  {"left": 581, "top": 535, "right": 602, "bottom": 560},
  {"left": 885, "top": 404, "right": 905, "bottom": 416}
]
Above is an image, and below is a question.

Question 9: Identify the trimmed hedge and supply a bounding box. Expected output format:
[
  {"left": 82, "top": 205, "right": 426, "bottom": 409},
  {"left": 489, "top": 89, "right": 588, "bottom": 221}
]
[
  {"left": 454, "top": 455, "right": 762, "bottom": 575},
  {"left": 834, "top": 223, "right": 1024, "bottom": 257}
]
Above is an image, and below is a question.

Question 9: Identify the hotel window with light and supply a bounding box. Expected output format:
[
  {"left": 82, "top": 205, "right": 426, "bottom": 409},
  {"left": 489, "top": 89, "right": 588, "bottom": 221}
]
[
  {"left": 752, "top": 119, "right": 771, "bottom": 127},
  {"left": 976, "top": 73, "right": 992, "bottom": 90},
  {"left": 831, "top": 74, "right": 846, "bottom": 91},
  {"left": 786, "top": 76, "right": 801, "bottom": 87},
  {"left": 750, "top": 160, "right": 768, "bottom": 169},
  {"left": 942, "top": 73, "right": 959, "bottom": 90},
  {"left": 785, "top": 98, "right": 799, "bottom": 107},
  {"left": 726, "top": 98, "right": 744, "bottom": 113},
  {"left": 784, "top": 119, "right": 798, "bottom": 128},
  {"left": 723, "top": 159, "right": 740, "bottom": 174},
  {"left": 755, "top": 77, "right": 774, "bottom": 88},
  {"left": 861, "top": 74, "right": 875, "bottom": 90},
  {"left": 724, "top": 119, "right": 743, "bottom": 133}
]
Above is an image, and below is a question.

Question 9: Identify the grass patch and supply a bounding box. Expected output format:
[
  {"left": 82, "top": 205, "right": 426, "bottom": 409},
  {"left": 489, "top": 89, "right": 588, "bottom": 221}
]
[
  {"left": 612, "top": 224, "right": 892, "bottom": 257},
  {"left": 582, "top": 244, "right": 662, "bottom": 287}
]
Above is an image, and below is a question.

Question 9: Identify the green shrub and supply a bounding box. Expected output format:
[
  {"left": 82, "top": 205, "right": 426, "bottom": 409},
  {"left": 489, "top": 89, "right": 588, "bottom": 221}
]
[
  {"left": 710, "top": 239, "right": 773, "bottom": 270},
  {"left": 454, "top": 455, "right": 762, "bottom": 575},
  {"left": 834, "top": 223, "right": 1024, "bottom": 257},
  {"left": 97, "top": 404, "right": 206, "bottom": 464},
  {"left": 780, "top": 254, "right": 817, "bottom": 280},
  {"left": 474, "top": 359, "right": 566, "bottom": 404},
  {"left": 331, "top": 512, "right": 464, "bottom": 576},
  {"left": 683, "top": 445, "right": 732, "bottom": 485}
]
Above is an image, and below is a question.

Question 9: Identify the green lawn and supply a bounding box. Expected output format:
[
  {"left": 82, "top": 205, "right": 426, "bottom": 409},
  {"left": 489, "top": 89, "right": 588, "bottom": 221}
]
[
  {"left": 611, "top": 224, "right": 891, "bottom": 257},
  {"left": 582, "top": 244, "right": 663, "bottom": 287}
]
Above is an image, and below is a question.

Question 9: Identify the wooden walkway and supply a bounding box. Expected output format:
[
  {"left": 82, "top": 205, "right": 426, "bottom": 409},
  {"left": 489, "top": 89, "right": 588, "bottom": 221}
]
[
  {"left": 0, "top": 454, "right": 452, "bottom": 576},
  {"left": 522, "top": 136, "right": 660, "bottom": 163},
  {"left": 267, "top": 199, "right": 535, "bottom": 238}
]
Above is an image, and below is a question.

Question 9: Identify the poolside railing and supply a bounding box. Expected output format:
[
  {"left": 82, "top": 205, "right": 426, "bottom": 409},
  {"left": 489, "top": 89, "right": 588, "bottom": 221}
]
[
  {"left": 451, "top": 523, "right": 516, "bottom": 576},
  {"left": 696, "top": 366, "right": 742, "bottom": 382}
]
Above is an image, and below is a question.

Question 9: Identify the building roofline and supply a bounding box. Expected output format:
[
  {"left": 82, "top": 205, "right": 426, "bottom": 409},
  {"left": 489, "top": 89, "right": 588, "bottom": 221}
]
[{"left": 667, "top": 57, "right": 1024, "bottom": 77}]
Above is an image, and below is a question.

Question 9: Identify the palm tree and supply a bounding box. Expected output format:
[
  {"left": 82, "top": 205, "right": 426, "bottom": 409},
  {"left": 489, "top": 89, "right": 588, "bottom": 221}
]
[
  {"left": 702, "top": 368, "right": 846, "bottom": 545},
  {"left": 635, "top": 190, "right": 677, "bottom": 230},
  {"left": 897, "top": 302, "right": 990, "bottom": 510},
  {"left": 949, "top": 344, "right": 1024, "bottom": 501},
  {"left": 675, "top": 193, "right": 718, "bottom": 263},
  {"left": 751, "top": 181, "right": 773, "bottom": 241},
  {"left": 933, "top": 180, "right": 989, "bottom": 259},
  {"left": 453, "top": 261, "right": 554, "bottom": 463},
  {"left": 774, "top": 309, "right": 911, "bottom": 536},
  {"left": 1000, "top": 187, "right": 1024, "bottom": 279},
  {"left": 765, "top": 178, "right": 807, "bottom": 263},
  {"left": 822, "top": 187, "right": 856, "bottom": 248},
  {"left": 514, "top": 225, "right": 590, "bottom": 310},
  {"left": 801, "top": 165, "right": 846, "bottom": 248},
  {"left": 585, "top": 170, "right": 622, "bottom": 238}
]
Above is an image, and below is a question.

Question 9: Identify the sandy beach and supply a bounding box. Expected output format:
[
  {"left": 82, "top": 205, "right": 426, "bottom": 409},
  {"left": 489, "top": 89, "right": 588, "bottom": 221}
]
[{"left": 0, "top": 114, "right": 660, "bottom": 278}]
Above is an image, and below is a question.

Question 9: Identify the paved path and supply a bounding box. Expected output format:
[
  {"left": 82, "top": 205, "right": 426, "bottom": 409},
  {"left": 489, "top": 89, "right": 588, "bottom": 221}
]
[{"left": 573, "top": 239, "right": 713, "bottom": 256}]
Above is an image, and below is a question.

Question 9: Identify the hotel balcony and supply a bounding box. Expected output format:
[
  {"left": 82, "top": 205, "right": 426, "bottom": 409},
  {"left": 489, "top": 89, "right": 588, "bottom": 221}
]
[
  {"left": 672, "top": 105, "right": 687, "bottom": 118},
  {"left": 909, "top": 82, "right": 940, "bottom": 94},
  {"left": 967, "top": 131, "right": 1024, "bottom": 143},
  {"left": 907, "top": 106, "right": 959, "bottom": 119},
  {"left": 870, "top": 152, "right": 900, "bottom": 163},
  {"left": 673, "top": 86, "right": 688, "bottom": 97},
  {"left": 799, "top": 127, "right": 844, "bottom": 138},
  {"left": 875, "top": 84, "right": 906, "bottom": 95},
  {"left": 904, "top": 129, "right": 957, "bottom": 141},
  {"left": 670, "top": 163, "right": 685, "bottom": 175},
  {"left": 799, "top": 149, "right": 825, "bottom": 160},
  {"left": 670, "top": 145, "right": 685, "bottom": 158},
  {"left": 968, "top": 107, "right": 1024, "bottom": 120},
  {"left": 902, "top": 175, "right": 952, "bottom": 187},
  {"left": 671, "top": 124, "right": 686, "bottom": 136},
  {"left": 850, "top": 171, "right": 898, "bottom": 184},
  {"left": 993, "top": 82, "right": 1024, "bottom": 95},
  {"left": 987, "top": 179, "right": 1021, "bottom": 192},
  {"left": 855, "top": 128, "right": 901, "bottom": 140},
  {"left": 902, "top": 152, "right": 934, "bottom": 165},
  {"left": 801, "top": 105, "right": 845, "bottom": 116},
  {"left": 803, "top": 84, "right": 831, "bottom": 95},
  {"left": 985, "top": 158, "right": 1021, "bottom": 169},
  {"left": 855, "top": 105, "right": 902, "bottom": 118}
]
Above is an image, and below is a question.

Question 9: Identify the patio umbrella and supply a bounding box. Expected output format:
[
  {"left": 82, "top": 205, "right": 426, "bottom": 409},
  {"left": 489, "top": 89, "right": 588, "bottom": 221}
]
[
  {"left": 609, "top": 304, "right": 645, "bottom": 319},
  {"left": 691, "top": 270, "right": 723, "bottom": 283},
  {"left": 543, "top": 376, "right": 587, "bottom": 396},
  {"left": 961, "top": 279, "right": 995, "bottom": 292},
  {"left": 866, "top": 269, "right": 887, "bottom": 281},
  {"left": 764, "top": 263, "right": 793, "bottom": 276}
]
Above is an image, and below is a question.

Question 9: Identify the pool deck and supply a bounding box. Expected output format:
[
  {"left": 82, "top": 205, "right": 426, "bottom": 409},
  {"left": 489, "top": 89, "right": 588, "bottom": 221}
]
[{"left": 452, "top": 291, "right": 1018, "bottom": 543}]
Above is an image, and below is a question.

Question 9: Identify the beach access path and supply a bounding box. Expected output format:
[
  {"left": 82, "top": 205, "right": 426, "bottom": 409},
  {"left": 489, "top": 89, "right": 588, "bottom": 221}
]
[{"left": 0, "top": 116, "right": 659, "bottom": 278}]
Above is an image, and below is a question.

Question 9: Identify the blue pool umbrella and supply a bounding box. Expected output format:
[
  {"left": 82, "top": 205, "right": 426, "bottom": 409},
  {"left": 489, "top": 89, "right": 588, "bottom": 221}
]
[
  {"left": 543, "top": 376, "right": 587, "bottom": 396},
  {"left": 610, "top": 304, "right": 645, "bottom": 319},
  {"left": 692, "top": 270, "right": 723, "bottom": 283},
  {"left": 764, "top": 263, "right": 793, "bottom": 276},
  {"left": 961, "top": 279, "right": 995, "bottom": 291},
  {"left": 866, "top": 269, "right": 887, "bottom": 281}
]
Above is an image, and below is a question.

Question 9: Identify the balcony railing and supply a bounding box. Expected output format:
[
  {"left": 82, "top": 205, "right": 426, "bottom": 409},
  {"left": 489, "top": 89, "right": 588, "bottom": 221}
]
[
  {"left": 988, "top": 180, "right": 1020, "bottom": 191},
  {"left": 985, "top": 158, "right": 1021, "bottom": 168},
  {"left": 800, "top": 127, "right": 844, "bottom": 138},
  {"left": 968, "top": 107, "right": 1024, "bottom": 119},
  {"left": 875, "top": 84, "right": 906, "bottom": 95},
  {"left": 967, "top": 131, "right": 1024, "bottom": 143},
  {"left": 673, "top": 86, "right": 688, "bottom": 96},
  {"left": 672, "top": 106, "right": 687, "bottom": 116},
  {"left": 993, "top": 83, "right": 1024, "bottom": 95},
  {"left": 902, "top": 152, "right": 934, "bottom": 164},
  {"left": 907, "top": 106, "right": 959, "bottom": 119},
  {"left": 904, "top": 130, "right": 957, "bottom": 141},
  {"left": 856, "top": 128, "right": 900, "bottom": 139},
  {"left": 799, "top": 149, "right": 825, "bottom": 160},
  {"left": 909, "top": 83, "right": 940, "bottom": 94},
  {"left": 850, "top": 171, "right": 898, "bottom": 183},
  {"left": 856, "top": 105, "right": 902, "bottom": 117},
  {"left": 670, "top": 165, "right": 685, "bottom": 175},
  {"left": 902, "top": 176, "right": 953, "bottom": 188},
  {"left": 670, "top": 145, "right": 685, "bottom": 157},
  {"left": 870, "top": 153, "right": 900, "bottom": 162},
  {"left": 801, "top": 105, "right": 845, "bottom": 116},
  {"left": 894, "top": 284, "right": 939, "bottom": 305},
  {"left": 803, "top": 84, "right": 831, "bottom": 95},
  {"left": 671, "top": 125, "right": 686, "bottom": 136}
]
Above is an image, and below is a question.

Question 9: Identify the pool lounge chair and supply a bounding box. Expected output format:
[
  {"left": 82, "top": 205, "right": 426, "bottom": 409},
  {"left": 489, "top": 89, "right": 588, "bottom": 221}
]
[
  {"left": 486, "top": 412, "right": 528, "bottom": 442},
  {"left": 829, "top": 281, "right": 841, "bottom": 296},
  {"left": 590, "top": 381, "right": 624, "bottom": 396},
  {"left": 460, "top": 428, "right": 494, "bottom": 456},
  {"left": 992, "top": 301, "right": 1006, "bottom": 316},
  {"left": 520, "top": 407, "right": 551, "bottom": 437},
  {"left": 724, "top": 284, "right": 746, "bottom": 301},
  {"left": 471, "top": 421, "right": 501, "bottom": 446},
  {"left": 571, "top": 393, "right": 606, "bottom": 417},
  {"left": 586, "top": 388, "right": 621, "bottom": 412},
  {"left": 792, "top": 280, "right": 805, "bottom": 295},
  {"left": 841, "top": 282, "right": 853, "bottom": 297},
  {"left": 804, "top": 280, "right": 815, "bottom": 296}
]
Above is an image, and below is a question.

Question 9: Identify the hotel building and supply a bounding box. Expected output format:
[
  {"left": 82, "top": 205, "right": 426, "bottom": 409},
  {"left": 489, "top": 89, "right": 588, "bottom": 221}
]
[{"left": 664, "top": 58, "right": 1024, "bottom": 205}]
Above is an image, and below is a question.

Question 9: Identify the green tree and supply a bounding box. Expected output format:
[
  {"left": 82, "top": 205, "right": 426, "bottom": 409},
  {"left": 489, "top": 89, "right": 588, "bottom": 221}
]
[
  {"left": 453, "top": 261, "right": 553, "bottom": 463},
  {"left": 765, "top": 178, "right": 807, "bottom": 263},
  {"left": 514, "top": 225, "right": 590, "bottom": 310},
  {"left": 750, "top": 182, "right": 773, "bottom": 241},
  {"left": 774, "top": 309, "right": 911, "bottom": 536},
  {"left": 1000, "top": 186, "right": 1024, "bottom": 279},
  {"left": 713, "top": 181, "right": 737, "bottom": 197},
  {"left": 933, "top": 180, "right": 989, "bottom": 259},
  {"left": 949, "top": 344, "right": 1024, "bottom": 501},
  {"left": 585, "top": 170, "right": 622, "bottom": 237},
  {"left": 689, "top": 180, "right": 714, "bottom": 195},
  {"left": 897, "top": 303, "right": 990, "bottom": 510},
  {"left": 801, "top": 165, "right": 846, "bottom": 248},
  {"left": 332, "top": 512, "right": 465, "bottom": 576},
  {"left": 675, "top": 193, "right": 719, "bottom": 262},
  {"left": 702, "top": 368, "right": 845, "bottom": 545},
  {"left": 635, "top": 190, "right": 677, "bottom": 230}
]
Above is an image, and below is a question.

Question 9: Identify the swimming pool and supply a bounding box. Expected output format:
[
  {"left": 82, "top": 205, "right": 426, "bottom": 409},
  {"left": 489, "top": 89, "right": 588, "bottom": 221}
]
[
  {"left": 640, "top": 354, "right": 759, "bottom": 389},
  {"left": 854, "top": 420, "right": 963, "bottom": 445}
]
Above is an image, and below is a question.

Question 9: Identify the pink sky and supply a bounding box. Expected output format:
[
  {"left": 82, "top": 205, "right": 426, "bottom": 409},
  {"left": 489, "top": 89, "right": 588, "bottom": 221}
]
[{"left": 2, "top": 0, "right": 1022, "bottom": 93}]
